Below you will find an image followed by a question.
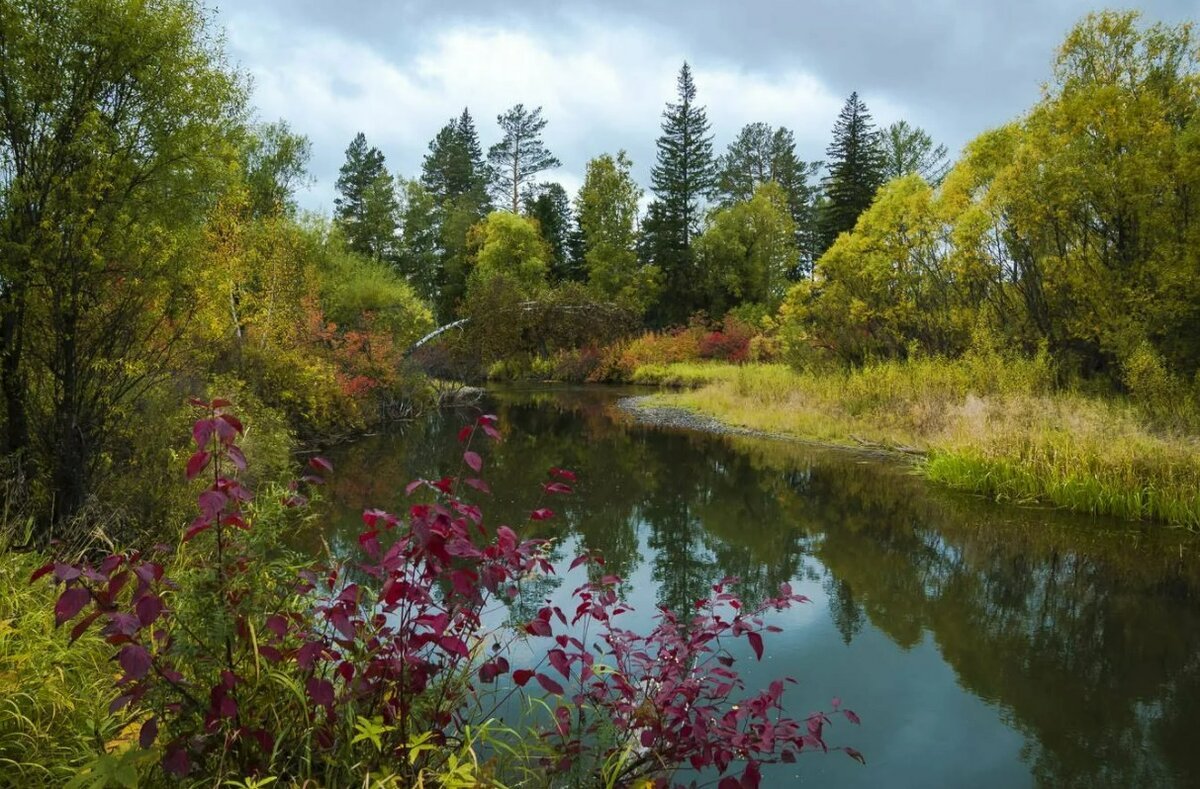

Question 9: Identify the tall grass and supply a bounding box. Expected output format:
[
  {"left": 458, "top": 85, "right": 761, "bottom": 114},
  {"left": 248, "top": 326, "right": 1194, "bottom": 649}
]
[
  {"left": 639, "top": 355, "right": 1200, "bottom": 528},
  {"left": 0, "top": 536, "right": 121, "bottom": 783}
]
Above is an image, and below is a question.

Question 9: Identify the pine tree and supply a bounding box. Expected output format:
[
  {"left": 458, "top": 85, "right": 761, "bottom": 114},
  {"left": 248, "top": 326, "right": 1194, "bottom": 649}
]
[
  {"left": 334, "top": 132, "right": 399, "bottom": 261},
  {"left": 645, "top": 62, "right": 717, "bottom": 324},
  {"left": 714, "top": 123, "right": 821, "bottom": 276},
  {"left": 487, "top": 104, "right": 560, "bottom": 213},
  {"left": 817, "top": 92, "right": 885, "bottom": 255}
]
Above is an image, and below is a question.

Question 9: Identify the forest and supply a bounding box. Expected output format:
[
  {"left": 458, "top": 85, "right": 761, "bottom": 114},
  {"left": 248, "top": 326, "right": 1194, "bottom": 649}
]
[{"left": 0, "top": 0, "right": 1198, "bottom": 785}]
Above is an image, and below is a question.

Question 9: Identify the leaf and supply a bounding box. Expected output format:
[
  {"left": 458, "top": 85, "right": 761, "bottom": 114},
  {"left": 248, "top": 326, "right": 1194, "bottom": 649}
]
[
  {"left": 542, "top": 482, "right": 573, "bottom": 495},
  {"left": 54, "top": 587, "right": 91, "bottom": 627},
  {"left": 536, "top": 673, "right": 564, "bottom": 695},
  {"left": 530, "top": 508, "right": 555, "bottom": 521},
  {"left": 183, "top": 517, "right": 211, "bottom": 542},
  {"left": 844, "top": 747, "right": 866, "bottom": 765},
  {"left": 185, "top": 450, "right": 210, "bottom": 480},
  {"left": 118, "top": 644, "right": 152, "bottom": 680},
  {"left": 219, "top": 413, "right": 245, "bottom": 435},
  {"left": 309, "top": 456, "right": 333, "bottom": 474},
  {"left": 512, "top": 669, "right": 535, "bottom": 687},
  {"left": 226, "top": 445, "right": 247, "bottom": 472},
  {"left": 464, "top": 477, "right": 491, "bottom": 494},
  {"left": 192, "top": 419, "right": 214, "bottom": 450},
  {"left": 525, "top": 617, "right": 553, "bottom": 637},
  {"left": 457, "top": 425, "right": 472, "bottom": 443},
  {"left": 547, "top": 648, "right": 570, "bottom": 679},
  {"left": 549, "top": 467, "right": 577, "bottom": 481},
  {"left": 463, "top": 451, "right": 482, "bottom": 473},
  {"left": 135, "top": 594, "right": 163, "bottom": 627},
  {"left": 163, "top": 745, "right": 190, "bottom": 776},
  {"left": 844, "top": 709, "right": 861, "bottom": 725},
  {"left": 747, "top": 631, "right": 764, "bottom": 661},
  {"left": 198, "top": 489, "right": 227, "bottom": 520},
  {"left": 139, "top": 717, "right": 158, "bottom": 749},
  {"left": 29, "top": 562, "right": 55, "bottom": 583},
  {"left": 306, "top": 677, "right": 335, "bottom": 708},
  {"left": 404, "top": 479, "right": 424, "bottom": 496},
  {"left": 438, "top": 635, "right": 469, "bottom": 658},
  {"left": 69, "top": 610, "right": 103, "bottom": 644}
]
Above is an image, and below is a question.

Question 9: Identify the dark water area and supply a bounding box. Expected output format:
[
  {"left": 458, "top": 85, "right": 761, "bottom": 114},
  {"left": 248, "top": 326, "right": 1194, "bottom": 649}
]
[{"left": 313, "top": 385, "right": 1200, "bottom": 788}]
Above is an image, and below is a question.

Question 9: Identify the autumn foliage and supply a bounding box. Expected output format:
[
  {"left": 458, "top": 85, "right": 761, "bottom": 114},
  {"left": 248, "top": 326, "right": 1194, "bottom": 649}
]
[{"left": 33, "top": 404, "right": 860, "bottom": 785}]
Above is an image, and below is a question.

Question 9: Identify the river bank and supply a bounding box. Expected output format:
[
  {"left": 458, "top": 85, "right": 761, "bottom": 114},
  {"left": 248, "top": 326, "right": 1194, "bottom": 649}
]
[{"left": 618, "top": 360, "right": 1200, "bottom": 528}]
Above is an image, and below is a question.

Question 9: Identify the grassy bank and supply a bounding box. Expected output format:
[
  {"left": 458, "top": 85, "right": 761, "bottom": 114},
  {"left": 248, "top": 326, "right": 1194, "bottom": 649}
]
[{"left": 636, "top": 358, "right": 1200, "bottom": 528}]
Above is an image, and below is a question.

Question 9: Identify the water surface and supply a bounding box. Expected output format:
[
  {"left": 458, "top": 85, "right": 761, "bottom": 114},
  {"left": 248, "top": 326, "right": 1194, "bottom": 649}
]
[{"left": 317, "top": 386, "right": 1200, "bottom": 788}]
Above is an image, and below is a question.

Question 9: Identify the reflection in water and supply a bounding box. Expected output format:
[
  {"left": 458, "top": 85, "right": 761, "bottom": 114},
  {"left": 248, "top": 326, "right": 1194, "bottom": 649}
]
[{"left": 314, "top": 385, "right": 1200, "bottom": 788}]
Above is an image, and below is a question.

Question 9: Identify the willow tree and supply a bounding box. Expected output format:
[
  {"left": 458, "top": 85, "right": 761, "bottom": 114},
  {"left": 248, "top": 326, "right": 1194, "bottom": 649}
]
[{"left": 0, "top": 0, "right": 244, "bottom": 530}]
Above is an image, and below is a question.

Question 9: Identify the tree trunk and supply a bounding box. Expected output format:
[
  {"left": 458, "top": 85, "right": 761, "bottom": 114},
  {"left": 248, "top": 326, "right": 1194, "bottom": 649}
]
[{"left": 0, "top": 291, "right": 29, "bottom": 458}]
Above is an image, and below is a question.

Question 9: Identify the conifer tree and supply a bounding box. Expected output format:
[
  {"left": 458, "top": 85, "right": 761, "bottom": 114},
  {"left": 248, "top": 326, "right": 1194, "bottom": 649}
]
[
  {"left": 419, "top": 110, "right": 493, "bottom": 320},
  {"left": 522, "top": 182, "right": 579, "bottom": 282},
  {"left": 817, "top": 92, "right": 885, "bottom": 254},
  {"left": 644, "top": 62, "right": 717, "bottom": 324},
  {"left": 422, "top": 108, "right": 490, "bottom": 208},
  {"left": 880, "top": 120, "right": 950, "bottom": 186},
  {"left": 334, "top": 132, "right": 399, "bottom": 261},
  {"left": 487, "top": 104, "right": 560, "bottom": 213}
]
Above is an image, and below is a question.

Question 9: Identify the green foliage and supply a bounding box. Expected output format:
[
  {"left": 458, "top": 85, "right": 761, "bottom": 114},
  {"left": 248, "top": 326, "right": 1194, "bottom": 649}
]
[
  {"left": 523, "top": 181, "right": 580, "bottom": 281},
  {"left": 817, "top": 92, "right": 886, "bottom": 254},
  {"left": 0, "top": 544, "right": 118, "bottom": 784},
  {"left": 696, "top": 182, "right": 798, "bottom": 315},
  {"left": 239, "top": 120, "right": 313, "bottom": 218},
  {"left": 467, "top": 211, "right": 552, "bottom": 297},
  {"left": 879, "top": 120, "right": 950, "bottom": 186},
  {"left": 577, "top": 151, "right": 661, "bottom": 314},
  {"left": 782, "top": 174, "right": 972, "bottom": 364},
  {"left": 0, "top": 0, "right": 247, "bottom": 530},
  {"left": 420, "top": 109, "right": 493, "bottom": 321},
  {"left": 396, "top": 178, "right": 443, "bottom": 303},
  {"left": 334, "top": 132, "right": 399, "bottom": 261},
  {"left": 713, "top": 123, "right": 821, "bottom": 274},
  {"left": 646, "top": 62, "right": 718, "bottom": 325},
  {"left": 319, "top": 238, "right": 435, "bottom": 349},
  {"left": 487, "top": 104, "right": 561, "bottom": 212}
]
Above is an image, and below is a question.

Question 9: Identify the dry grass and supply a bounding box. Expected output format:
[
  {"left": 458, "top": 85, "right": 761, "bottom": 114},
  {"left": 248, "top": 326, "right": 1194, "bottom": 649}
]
[{"left": 640, "top": 357, "right": 1200, "bottom": 527}]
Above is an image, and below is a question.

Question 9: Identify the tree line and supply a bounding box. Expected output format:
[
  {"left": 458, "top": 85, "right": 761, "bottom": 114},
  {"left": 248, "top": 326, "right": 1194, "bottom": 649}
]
[{"left": 332, "top": 65, "right": 951, "bottom": 327}]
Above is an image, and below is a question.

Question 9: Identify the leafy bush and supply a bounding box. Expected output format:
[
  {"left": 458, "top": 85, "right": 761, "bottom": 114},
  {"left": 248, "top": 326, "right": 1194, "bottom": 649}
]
[{"left": 31, "top": 404, "right": 860, "bottom": 786}]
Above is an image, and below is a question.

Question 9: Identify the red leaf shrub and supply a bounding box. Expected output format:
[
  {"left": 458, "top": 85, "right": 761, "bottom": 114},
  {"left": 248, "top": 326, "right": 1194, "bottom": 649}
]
[{"left": 33, "top": 402, "right": 859, "bottom": 786}]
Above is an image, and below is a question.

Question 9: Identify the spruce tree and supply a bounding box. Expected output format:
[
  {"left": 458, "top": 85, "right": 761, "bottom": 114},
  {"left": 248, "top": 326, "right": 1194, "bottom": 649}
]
[
  {"left": 487, "top": 104, "right": 560, "bottom": 212},
  {"left": 334, "top": 132, "right": 399, "bottom": 261},
  {"left": 817, "top": 92, "right": 885, "bottom": 254},
  {"left": 422, "top": 108, "right": 490, "bottom": 208},
  {"left": 645, "top": 62, "right": 717, "bottom": 324},
  {"left": 419, "top": 110, "right": 493, "bottom": 320}
]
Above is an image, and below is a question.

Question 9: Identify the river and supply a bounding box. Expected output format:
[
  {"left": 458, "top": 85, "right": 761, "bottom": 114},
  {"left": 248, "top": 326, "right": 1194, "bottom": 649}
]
[{"left": 314, "top": 385, "right": 1200, "bottom": 787}]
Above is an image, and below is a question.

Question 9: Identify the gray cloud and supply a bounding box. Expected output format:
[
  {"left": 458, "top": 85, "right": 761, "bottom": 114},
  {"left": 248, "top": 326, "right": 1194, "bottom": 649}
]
[{"left": 213, "top": 0, "right": 1196, "bottom": 211}]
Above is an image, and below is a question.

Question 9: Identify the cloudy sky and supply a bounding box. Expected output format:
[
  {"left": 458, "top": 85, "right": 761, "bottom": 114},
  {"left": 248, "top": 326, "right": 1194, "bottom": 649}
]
[{"left": 213, "top": 0, "right": 1195, "bottom": 212}]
